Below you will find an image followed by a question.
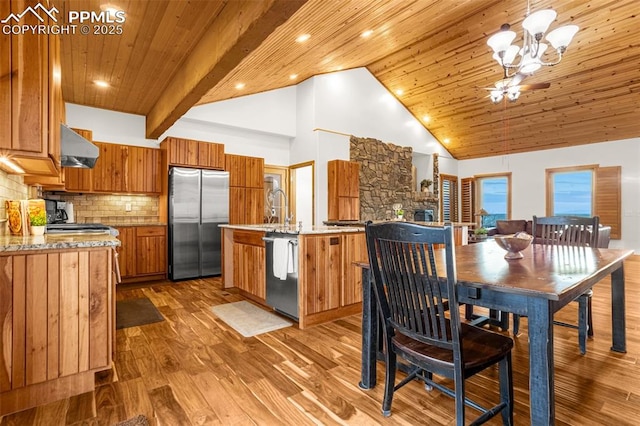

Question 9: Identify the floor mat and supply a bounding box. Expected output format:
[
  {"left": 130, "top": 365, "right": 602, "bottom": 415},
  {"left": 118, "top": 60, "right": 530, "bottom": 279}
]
[
  {"left": 210, "top": 301, "right": 292, "bottom": 337},
  {"left": 116, "top": 297, "right": 164, "bottom": 329}
]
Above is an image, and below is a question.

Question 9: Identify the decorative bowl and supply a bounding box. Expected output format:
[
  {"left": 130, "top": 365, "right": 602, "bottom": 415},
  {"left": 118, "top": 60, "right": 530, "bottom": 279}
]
[{"left": 494, "top": 232, "right": 533, "bottom": 259}]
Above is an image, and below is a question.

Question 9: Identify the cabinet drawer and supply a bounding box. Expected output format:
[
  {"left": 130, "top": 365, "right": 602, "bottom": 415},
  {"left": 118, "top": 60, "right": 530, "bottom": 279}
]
[
  {"left": 136, "top": 226, "right": 166, "bottom": 237},
  {"left": 233, "top": 230, "right": 265, "bottom": 246}
]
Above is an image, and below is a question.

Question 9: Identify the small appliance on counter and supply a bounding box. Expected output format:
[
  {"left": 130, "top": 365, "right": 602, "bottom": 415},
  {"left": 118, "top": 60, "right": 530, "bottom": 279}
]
[{"left": 44, "top": 199, "right": 69, "bottom": 224}]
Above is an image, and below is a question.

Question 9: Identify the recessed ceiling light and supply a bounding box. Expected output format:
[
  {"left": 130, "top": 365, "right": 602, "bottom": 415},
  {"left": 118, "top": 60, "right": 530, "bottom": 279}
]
[
  {"left": 361, "top": 30, "right": 373, "bottom": 38},
  {"left": 422, "top": 115, "right": 430, "bottom": 123},
  {"left": 235, "top": 83, "right": 245, "bottom": 90},
  {"left": 296, "top": 34, "right": 311, "bottom": 43},
  {"left": 289, "top": 74, "right": 298, "bottom": 80},
  {"left": 395, "top": 89, "right": 404, "bottom": 96},
  {"left": 94, "top": 80, "right": 110, "bottom": 88},
  {"left": 443, "top": 138, "right": 450, "bottom": 144}
]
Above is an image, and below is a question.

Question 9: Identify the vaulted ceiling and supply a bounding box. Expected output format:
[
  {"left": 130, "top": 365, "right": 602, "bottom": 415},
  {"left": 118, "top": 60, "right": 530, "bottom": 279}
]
[{"left": 54, "top": 0, "right": 640, "bottom": 160}]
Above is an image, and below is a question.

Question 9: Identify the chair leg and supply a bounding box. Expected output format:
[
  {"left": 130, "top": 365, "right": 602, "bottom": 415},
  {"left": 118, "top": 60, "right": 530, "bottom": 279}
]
[
  {"left": 499, "top": 354, "right": 514, "bottom": 426},
  {"left": 382, "top": 349, "right": 396, "bottom": 417},
  {"left": 454, "top": 373, "right": 465, "bottom": 426},
  {"left": 587, "top": 295, "right": 594, "bottom": 337},
  {"left": 513, "top": 314, "right": 520, "bottom": 336},
  {"left": 578, "top": 295, "right": 588, "bottom": 355}
]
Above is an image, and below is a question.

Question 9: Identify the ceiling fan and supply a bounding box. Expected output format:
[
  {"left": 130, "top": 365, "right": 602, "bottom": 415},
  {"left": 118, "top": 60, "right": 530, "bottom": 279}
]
[{"left": 482, "top": 76, "right": 551, "bottom": 103}]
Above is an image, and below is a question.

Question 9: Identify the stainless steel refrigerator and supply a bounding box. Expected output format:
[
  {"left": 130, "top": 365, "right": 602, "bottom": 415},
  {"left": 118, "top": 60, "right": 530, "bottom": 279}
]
[{"left": 169, "top": 167, "right": 229, "bottom": 280}]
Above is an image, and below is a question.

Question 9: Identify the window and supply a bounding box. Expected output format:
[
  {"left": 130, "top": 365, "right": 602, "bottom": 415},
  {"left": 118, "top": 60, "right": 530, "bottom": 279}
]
[
  {"left": 440, "top": 174, "right": 458, "bottom": 222},
  {"left": 547, "top": 166, "right": 594, "bottom": 217},
  {"left": 546, "top": 165, "right": 622, "bottom": 239},
  {"left": 476, "top": 173, "right": 511, "bottom": 227}
]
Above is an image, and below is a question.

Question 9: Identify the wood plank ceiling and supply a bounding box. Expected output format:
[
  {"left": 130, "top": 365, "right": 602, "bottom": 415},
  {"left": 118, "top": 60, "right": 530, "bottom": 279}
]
[{"left": 55, "top": 0, "right": 640, "bottom": 160}]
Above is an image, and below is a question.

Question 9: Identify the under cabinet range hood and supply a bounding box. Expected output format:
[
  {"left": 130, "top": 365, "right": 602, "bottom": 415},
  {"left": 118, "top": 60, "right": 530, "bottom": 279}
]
[{"left": 60, "top": 124, "right": 99, "bottom": 168}]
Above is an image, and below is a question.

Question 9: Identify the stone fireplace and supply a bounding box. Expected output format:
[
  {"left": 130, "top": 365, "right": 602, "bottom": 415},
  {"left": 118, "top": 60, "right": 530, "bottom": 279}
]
[{"left": 350, "top": 136, "right": 438, "bottom": 221}]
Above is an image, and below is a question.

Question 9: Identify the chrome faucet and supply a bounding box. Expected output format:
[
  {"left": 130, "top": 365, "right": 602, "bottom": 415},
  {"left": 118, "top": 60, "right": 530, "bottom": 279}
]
[{"left": 270, "top": 188, "right": 293, "bottom": 226}]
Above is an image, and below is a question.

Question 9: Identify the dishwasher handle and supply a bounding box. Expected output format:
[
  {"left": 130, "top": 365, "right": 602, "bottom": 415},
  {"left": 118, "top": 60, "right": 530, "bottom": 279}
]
[{"left": 262, "top": 237, "right": 298, "bottom": 245}]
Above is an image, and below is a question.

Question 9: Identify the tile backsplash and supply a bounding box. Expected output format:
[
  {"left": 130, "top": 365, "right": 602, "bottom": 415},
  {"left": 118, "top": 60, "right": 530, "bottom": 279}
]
[
  {"left": 0, "top": 170, "right": 30, "bottom": 220},
  {"left": 45, "top": 193, "right": 160, "bottom": 225}
]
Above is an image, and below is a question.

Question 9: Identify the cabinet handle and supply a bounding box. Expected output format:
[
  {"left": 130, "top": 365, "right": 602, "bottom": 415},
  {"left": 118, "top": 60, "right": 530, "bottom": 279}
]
[{"left": 330, "top": 237, "right": 340, "bottom": 245}]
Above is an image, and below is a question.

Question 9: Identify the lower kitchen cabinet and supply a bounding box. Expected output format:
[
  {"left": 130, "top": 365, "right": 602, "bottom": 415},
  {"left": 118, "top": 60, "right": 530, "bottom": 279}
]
[
  {"left": 232, "top": 230, "right": 266, "bottom": 301},
  {"left": 298, "top": 232, "right": 366, "bottom": 328},
  {"left": 0, "top": 247, "right": 114, "bottom": 416},
  {"left": 115, "top": 225, "right": 166, "bottom": 283}
]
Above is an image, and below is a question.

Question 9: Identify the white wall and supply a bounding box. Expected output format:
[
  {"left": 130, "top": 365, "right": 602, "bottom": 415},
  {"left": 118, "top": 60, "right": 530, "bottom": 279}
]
[
  {"left": 458, "top": 138, "right": 640, "bottom": 252},
  {"left": 65, "top": 103, "right": 158, "bottom": 147}
]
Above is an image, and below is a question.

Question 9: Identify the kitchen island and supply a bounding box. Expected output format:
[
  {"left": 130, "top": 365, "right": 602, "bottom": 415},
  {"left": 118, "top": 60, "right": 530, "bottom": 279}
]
[
  {"left": 220, "top": 224, "right": 365, "bottom": 328},
  {"left": 0, "top": 234, "right": 119, "bottom": 416}
]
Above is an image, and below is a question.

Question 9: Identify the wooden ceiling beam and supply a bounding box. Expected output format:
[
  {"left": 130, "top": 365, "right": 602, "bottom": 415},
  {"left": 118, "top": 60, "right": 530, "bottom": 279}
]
[{"left": 145, "top": 0, "right": 308, "bottom": 139}]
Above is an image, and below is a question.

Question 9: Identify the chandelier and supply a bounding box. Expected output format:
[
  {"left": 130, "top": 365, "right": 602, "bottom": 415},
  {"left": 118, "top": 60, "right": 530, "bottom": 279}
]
[{"left": 486, "top": 2, "right": 579, "bottom": 103}]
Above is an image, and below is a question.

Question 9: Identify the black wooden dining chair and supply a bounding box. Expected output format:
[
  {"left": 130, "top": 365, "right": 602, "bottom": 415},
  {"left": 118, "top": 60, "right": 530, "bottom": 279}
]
[
  {"left": 513, "top": 215, "right": 600, "bottom": 354},
  {"left": 365, "top": 222, "right": 513, "bottom": 425}
]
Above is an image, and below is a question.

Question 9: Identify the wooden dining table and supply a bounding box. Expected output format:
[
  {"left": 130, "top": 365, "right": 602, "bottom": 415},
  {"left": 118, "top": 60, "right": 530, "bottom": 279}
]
[{"left": 356, "top": 240, "right": 634, "bottom": 426}]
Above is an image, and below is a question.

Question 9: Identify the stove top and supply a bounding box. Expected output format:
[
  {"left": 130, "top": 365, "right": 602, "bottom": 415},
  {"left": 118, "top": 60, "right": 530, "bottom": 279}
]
[{"left": 46, "top": 223, "right": 115, "bottom": 235}]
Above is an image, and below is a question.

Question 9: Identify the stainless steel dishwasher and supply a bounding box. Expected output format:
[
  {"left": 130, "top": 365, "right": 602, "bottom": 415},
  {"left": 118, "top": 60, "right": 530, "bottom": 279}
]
[{"left": 264, "top": 232, "right": 299, "bottom": 320}]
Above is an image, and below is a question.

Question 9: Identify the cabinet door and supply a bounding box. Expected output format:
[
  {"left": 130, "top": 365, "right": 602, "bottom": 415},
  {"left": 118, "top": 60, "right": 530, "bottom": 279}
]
[
  {"left": 0, "top": 1, "right": 9, "bottom": 149},
  {"left": 116, "top": 227, "right": 136, "bottom": 278},
  {"left": 135, "top": 227, "right": 167, "bottom": 275},
  {"left": 245, "top": 157, "right": 264, "bottom": 188},
  {"left": 166, "top": 137, "right": 198, "bottom": 166},
  {"left": 93, "top": 142, "right": 126, "bottom": 192},
  {"left": 338, "top": 197, "right": 360, "bottom": 221},
  {"left": 6, "top": 0, "right": 48, "bottom": 155},
  {"left": 198, "top": 142, "right": 225, "bottom": 169},
  {"left": 232, "top": 242, "right": 265, "bottom": 299},
  {"left": 246, "top": 188, "right": 265, "bottom": 224},
  {"left": 0, "top": 250, "right": 112, "bottom": 390},
  {"left": 64, "top": 128, "right": 94, "bottom": 192},
  {"left": 342, "top": 233, "right": 367, "bottom": 306},
  {"left": 225, "top": 154, "right": 246, "bottom": 187},
  {"left": 127, "top": 146, "right": 161, "bottom": 194},
  {"left": 301, "top": 235, "right": 341, "bottom": 314},
  {"left": 228, "top": 187, "right": 246, "bottom": 224}
]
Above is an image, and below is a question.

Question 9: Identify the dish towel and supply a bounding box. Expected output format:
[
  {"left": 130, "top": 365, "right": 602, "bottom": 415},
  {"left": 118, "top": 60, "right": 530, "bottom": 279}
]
[{"left": 273, "top": 238, "right": 289, "bottom": 280}]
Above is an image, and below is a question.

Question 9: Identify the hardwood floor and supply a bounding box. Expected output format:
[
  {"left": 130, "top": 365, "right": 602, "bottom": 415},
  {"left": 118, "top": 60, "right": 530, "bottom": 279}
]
[{"left": 2, "top": 256, "right": 640, "bottom": 425}]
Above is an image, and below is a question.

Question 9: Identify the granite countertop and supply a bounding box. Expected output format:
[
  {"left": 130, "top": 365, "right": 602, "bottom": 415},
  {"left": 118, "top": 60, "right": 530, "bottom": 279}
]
[
  {"left": 0, "top": 234, "right": 120, "bottom": 252},
  {"left": 323, "top": 220, "right": 475, "bottom": 227},
  {"left": 219, "top": 224, "right": 364, "bottom": 235}
]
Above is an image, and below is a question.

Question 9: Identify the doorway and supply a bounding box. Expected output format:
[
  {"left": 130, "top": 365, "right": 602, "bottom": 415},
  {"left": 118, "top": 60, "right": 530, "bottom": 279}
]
[{"left": 289, "top": 161, "right": 314, "bottom": 227}]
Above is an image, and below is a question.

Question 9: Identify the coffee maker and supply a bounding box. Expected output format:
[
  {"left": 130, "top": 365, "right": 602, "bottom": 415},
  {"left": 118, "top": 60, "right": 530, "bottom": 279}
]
[{"left": 44, "top": 199, "right": 68, "bottom": 224}]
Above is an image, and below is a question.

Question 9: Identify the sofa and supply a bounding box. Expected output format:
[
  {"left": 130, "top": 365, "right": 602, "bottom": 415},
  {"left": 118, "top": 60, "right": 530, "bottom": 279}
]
[{"left": 486, "top": 219, "right": 611, "bottom": 248}]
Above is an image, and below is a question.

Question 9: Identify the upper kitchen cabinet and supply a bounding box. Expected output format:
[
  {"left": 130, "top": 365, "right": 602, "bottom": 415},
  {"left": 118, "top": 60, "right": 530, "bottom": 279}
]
[
  {"left": 225, "top": 154, "right": 265, "bottom": 224},
  {"left": 161, "top": 137, "right": 225, "bottom": 170},
  {"left": 127, "top": 145, "right": 161, "bottom": 193},
  {"left": 92, "top": 142, "right": 127, "bottom": 193},
  {"left": 328, "top": 160, "right": 360, "bottom": 221},
  {"left": 0, "top": 0, "right": 63, "bottom": 176},
  {"left": 63, "top": 128, "right": 93, "bottom": 192}
]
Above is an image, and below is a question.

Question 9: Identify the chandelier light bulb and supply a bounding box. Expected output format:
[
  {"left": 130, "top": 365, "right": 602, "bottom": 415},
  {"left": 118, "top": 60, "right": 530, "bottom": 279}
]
[
  {"left": 490, "top": 90, "right": 503, "bottom": 104},
  {"left": 487, "top": 30, "right": 516, "bottom": 54},
  {"left": 522, "top": 9, "right": 557, "bottom": 38},
  {"left": 546, "top": 25, "right": 579, "bottom": 51}
]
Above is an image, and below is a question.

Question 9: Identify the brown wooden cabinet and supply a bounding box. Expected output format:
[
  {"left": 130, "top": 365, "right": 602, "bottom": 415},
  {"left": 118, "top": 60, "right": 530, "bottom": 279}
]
[
  {"left": 231, "top": 230, "right": 266, "bottom": 301},
  {"left": 225, "top": 154, "right": 265, "bottom": 224},
  {"left": 127, "top": 145, "right": 162, "bottom": 193},
  {"left": 63, "top": 128, "right": 94, "bottom": 192},
  {"left": 298, "top": 232, "right": 366, "bottom": 328},
  {"left": 92, "top": 142, "right": 127, "bottom": 192},
  {"left": 115, "top": 225, "right": 166, "bottom": 283},
  {"left": 328, "top": 160, "right": 360, "bottom": 221},
  {"left": 0, "top": 0, "right": 62, "bottom": 177},
  {"left": 161, "top": 137, "right": 225, "bottom": 170},
  {"left": 0, "top": 247, "right": 113, "bottom": 416}
]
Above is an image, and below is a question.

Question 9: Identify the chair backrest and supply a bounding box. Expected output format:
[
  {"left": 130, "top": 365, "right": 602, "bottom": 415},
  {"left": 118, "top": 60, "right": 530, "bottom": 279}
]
[
  {"left": 365, "top": 222, "right": 460, "bottom": 352},
  {"left": 532, "top": 215, "right": 600, "bottom": 247}
]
